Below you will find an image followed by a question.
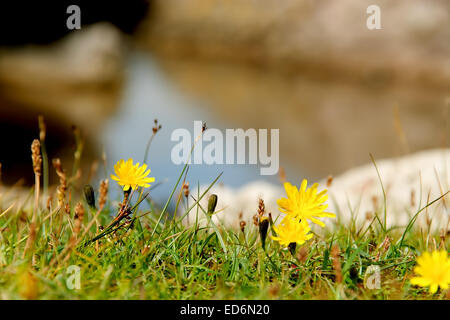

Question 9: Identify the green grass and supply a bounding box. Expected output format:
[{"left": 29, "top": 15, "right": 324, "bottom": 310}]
[
  {"left": 0, "top": 125, "right": 448, "bottom": 300},
  {"left": 0, "top": 180, "right": 448, "bottom": 300}
]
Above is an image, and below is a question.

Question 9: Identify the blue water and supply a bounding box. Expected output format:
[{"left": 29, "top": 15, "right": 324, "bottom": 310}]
[{"left": 101, "top": 51, "right": 283, "bottom": 203}]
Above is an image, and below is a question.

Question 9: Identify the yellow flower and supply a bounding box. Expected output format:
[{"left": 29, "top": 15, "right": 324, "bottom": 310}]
[
  {"left": 110, "top": 158, "right": 155, "bottom": 191},
  {"left": 277, "top": 180, "right": 335, "bottom": 227},
  {"left": 410, "top": 250, "right": 450, "bottom": 294},
  {"left": 271, "top": 217, "right": 313, "bottom": 247}
]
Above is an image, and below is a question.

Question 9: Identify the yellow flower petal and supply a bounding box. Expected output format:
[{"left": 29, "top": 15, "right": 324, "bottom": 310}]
[
  {"left": 410, "top": 250, "right": 450, "bottom": 294},
  {"left": 271, "top": 217, "right": 313, "bottom": 248},
  {"left": 277, "top": 179, "right": 335, "bottom": 227},
  {"left": 111, "top": 158, "right": 155, "bottom": 191}
]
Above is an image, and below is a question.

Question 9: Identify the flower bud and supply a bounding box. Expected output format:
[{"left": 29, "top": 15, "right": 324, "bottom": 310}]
[
  {"left": 83, "top": 184, "right": 96, "bottom": 209},
  {"left": 259, "top": 216, "right": 269, "bottom": 250},
  {"left": 207, "top": 194, "right": 218, "bottom": 215}
]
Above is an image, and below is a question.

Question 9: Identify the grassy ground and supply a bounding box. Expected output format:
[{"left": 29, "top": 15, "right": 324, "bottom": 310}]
[{"left": 0, "top": 124, "right": 448, "bottom": 300}]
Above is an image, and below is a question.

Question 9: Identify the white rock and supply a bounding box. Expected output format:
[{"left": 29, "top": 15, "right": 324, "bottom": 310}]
[
  {"left": 185, "top": 149, "right": 450, "bottom": 233},
  {"left": 322, "top": 148, "right": 450, "bottom": 233}
]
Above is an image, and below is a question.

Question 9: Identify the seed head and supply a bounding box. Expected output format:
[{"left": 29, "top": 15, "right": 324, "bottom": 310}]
[
  {"left": 152, "top": 119, "right": 162, "bottom": 134},
  {"left": 64, "top": 203, "right": 71, "bottom": 215},
  {"left": 253, "top": 214, "right": 259, "bottom": 226},
  {"left": 257, "top": 198, "right": 265, "bottom": 217},
  {"left": 326, "top": 175, "right": 333, "bottom": 187},
  {"left": 31, "top": 139, "right": 42, "bottom": 176},
  {"left": 98, "top": 179, "right": 109, "bottom": 211},
  {"left": 73, "top": 203, "right": 85, "bottom": 236},
  {"left": 46, "top": 195, "right": 52, "bottom": 211},
  {"left": 183, "top": 182, "right": 190, "bottom": 198},
  {"left": 240, "top": 220, "right": 246, "bottom": 233}
]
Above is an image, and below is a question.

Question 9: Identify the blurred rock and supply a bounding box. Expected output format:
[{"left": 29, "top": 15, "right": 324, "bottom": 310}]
[
  {"left": 136, "top": 0, "right": 450, "bottom": 180},
  {"left": 0, "top": 23, "right": 125, "bottom": 134},
  {"left": 0, "top": 23, "right": 126, "bottom": 185},
  {"left": 323, "top": 148, "right": 450, "bottom": 232},
  {"left": 141, "top": 0, "right": 450, "bottom": 89},
  {"left": 0, "top": 1, "right": 149, "bottom": 46},
  {"left": 190, "top": 148, "right": 450, "bottom": 233}
]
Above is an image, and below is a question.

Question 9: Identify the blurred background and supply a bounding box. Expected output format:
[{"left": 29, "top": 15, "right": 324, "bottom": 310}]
[{"left": 0, "top": 0, "right": 449, "bottom": 202}]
